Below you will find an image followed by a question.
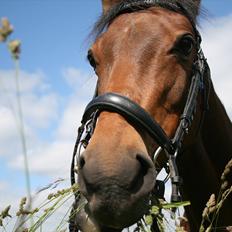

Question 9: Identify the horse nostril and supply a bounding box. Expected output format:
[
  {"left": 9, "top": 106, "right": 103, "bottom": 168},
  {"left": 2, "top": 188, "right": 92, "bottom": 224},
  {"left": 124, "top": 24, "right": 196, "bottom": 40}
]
[
  {"left": 79, "top": 155, "right": 86, "bottom": 169},
  {"left": 136, "top": 154, "right": 153, "bottom": 176}
]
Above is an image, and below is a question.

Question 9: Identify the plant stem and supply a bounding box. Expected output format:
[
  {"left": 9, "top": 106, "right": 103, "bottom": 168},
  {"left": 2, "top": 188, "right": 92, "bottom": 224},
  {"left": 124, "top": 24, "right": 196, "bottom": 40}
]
[{"left": 14, "top": 59, "right": 33, "bottom": 227}]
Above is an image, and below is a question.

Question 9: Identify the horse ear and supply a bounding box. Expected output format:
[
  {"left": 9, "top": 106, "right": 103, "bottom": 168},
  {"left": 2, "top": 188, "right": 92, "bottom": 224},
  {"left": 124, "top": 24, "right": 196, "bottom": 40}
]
[{"left": 102, "top": 0, "right": 122, "bottom": 14}]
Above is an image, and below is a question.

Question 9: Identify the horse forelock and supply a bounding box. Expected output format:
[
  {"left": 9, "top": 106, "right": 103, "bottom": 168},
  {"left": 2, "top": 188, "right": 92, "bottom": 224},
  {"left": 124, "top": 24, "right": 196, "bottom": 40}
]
[{"left": 91, "top": 0, "right": 202, "bottom": 41}]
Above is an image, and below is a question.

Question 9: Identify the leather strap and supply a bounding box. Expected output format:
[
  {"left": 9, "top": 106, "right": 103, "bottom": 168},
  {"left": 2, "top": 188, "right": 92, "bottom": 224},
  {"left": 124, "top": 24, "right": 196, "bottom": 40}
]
[{"left": 82, "top": 93, "right": 175, "bottom": 154}]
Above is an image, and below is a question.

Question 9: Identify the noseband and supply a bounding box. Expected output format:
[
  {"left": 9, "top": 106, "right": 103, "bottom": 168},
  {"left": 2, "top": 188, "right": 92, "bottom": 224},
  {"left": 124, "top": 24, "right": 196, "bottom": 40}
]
[{"left": 70, "top": 1, "right": 211, "bottom": 231}]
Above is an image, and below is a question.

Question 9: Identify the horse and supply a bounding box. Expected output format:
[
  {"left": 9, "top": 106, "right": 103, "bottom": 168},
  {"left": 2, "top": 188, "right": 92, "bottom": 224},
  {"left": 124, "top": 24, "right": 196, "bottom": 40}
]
[{"left": 69, "top": 0, "right": 232, "bottom": 231}]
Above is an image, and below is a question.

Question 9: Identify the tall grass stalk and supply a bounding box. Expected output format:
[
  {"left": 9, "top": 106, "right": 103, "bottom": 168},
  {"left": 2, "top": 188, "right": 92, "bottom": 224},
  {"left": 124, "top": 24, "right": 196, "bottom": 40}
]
[
  {"left": 12, "top": 58, "right": 33, "bottom": 229},
  {"left": 0, "top": 16, "right": 33, "bottom": 228},
  {"left": 11, "top": 184, "right": 81, "bottom": 232},
  {"left": 13, "top": 58, "right": 32, "bottom": 203}
]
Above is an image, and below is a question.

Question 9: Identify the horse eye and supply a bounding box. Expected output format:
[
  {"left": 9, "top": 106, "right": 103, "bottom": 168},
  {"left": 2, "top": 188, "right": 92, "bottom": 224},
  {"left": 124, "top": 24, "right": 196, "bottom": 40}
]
[
  {"left": 87, "top": 50, "right": 97, "bottom": 69},
  {"left": 176, "top": 35, "right": 194, "bottom": 56}
]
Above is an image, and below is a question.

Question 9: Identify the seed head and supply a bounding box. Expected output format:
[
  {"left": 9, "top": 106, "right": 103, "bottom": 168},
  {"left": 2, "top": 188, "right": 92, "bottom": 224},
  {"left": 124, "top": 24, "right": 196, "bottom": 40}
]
[
  {"left": 0, "top": 205, "right": 11, "bottom": 219},
  {"left": 202, "top": 194, "right": 216, "bottom": 218},
  {"left": 8, "top": 39, "right": 21, "bottom": 59},
  {"left": 0, "top": 17, "right": 13, "bottom": 42}
]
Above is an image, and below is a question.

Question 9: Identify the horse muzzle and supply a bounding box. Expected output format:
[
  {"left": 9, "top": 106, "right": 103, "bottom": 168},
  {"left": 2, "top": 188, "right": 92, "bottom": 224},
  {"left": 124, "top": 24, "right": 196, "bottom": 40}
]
[{"left": 77, "top": 151, "right": 155, "bottom": 229}]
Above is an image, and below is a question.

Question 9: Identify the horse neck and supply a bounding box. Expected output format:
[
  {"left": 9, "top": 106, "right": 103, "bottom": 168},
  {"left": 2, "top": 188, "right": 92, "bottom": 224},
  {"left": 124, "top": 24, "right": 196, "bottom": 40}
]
[
  {"left": 200, "top": 83, "right": 232, "bottom": 174},
  {"left": 179, "top": 82, "right": 232, "bottom": 230}
]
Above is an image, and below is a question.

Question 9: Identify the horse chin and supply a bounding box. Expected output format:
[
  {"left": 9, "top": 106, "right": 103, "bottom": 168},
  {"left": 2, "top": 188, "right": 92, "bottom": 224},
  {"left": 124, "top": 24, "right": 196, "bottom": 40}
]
[
  {"left": 86, "top": 193, "right": 150, "bottom": 230},
  {"left": 71, "top": 192, "right": 151, "bottom": 232}
]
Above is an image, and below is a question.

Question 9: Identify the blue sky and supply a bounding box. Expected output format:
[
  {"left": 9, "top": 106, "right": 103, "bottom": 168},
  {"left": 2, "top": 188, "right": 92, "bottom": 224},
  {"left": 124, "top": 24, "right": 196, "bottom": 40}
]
[
  {"left": 1, "top": 0, "right": 232, "bottom": 97},
  {"left": 0, "top": 0, "right": 232, "bottom": 230},
  {"left": 0, "top": 1, "right": 101, "bottom": 89}
]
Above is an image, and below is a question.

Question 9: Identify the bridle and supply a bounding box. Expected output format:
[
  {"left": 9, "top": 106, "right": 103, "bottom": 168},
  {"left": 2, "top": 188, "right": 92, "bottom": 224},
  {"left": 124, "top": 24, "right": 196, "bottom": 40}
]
[
  {"left": 70, "top": 45, "right": 210, "bottom": 195},
  {"left": 69, "top": 1, "right": 211, "bottom": 231}
]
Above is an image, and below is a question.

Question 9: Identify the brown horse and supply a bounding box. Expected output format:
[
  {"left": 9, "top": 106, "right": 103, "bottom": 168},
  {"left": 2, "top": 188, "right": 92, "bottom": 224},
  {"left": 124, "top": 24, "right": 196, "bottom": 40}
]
[{"left": 70, "top": 0, "right": 232, "bottom": 231}]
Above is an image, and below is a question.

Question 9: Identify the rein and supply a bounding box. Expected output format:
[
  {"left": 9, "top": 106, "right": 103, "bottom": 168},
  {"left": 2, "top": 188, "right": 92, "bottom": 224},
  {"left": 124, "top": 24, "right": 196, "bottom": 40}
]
[{"left": 69, "top": 1, "right": 211, "bottom": 231}]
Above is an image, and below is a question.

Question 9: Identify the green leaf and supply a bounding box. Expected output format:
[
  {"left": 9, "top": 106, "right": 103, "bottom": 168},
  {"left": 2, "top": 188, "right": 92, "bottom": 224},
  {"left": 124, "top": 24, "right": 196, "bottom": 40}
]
[
  {"left": 144, "top": 215, "right": 153, "bottom": 225},
  {"left": 150, "top": 205, "right": 160, "bottom": 215},
  {"left": 161, "top": 201, "right": 191, "bottom": 209}
]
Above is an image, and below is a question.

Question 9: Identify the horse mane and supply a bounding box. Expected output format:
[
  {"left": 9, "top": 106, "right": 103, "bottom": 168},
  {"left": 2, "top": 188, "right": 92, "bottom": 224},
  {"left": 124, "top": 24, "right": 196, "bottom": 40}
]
[{"left": 91, "top": 0, "right": 202, "bottom": 40}]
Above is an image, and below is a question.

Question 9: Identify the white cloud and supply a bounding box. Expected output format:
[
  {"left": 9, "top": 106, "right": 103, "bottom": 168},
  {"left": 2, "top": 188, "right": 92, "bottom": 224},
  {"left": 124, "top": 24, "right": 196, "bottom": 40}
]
[
  {"left": 62, "top": 66, "right": 96, "bottom": 93},
  {"left": 0, "top": 69, "right": 49, "bottom": 93},
  {"left": 56, "top": 101, "right": 86, "bottom": 141},
  {"left": 8, "top": 67, "right": 96, "bottom": 177},
  {"left": 62, "top": 67, "right": 84, "bottom": 87},
  {"left": 0, "top": 69, "right": 59, "bottom": 129},
  {"left": 22, "top": 92, "right": 58, "bottom": 128},
  {"left": 201, "top": 14, "right": 232, "bottom": 118},
  {"left": 22, "top": 68, "right": 96, "bottom": 176},
  {"left": 0, "top": 69, "right": 59, "bottom": 158},
  {"left": 0, "top": 107, "right": 19, "bottom": 153},
  {"left": 58, "top": 67, "right": 97, "bottom": 141},
  {"left": 11, "top": 140, "right": 73, "bottom": 177},
  {"left": 0, "top": 103, "right": 36, "bottom": 157},
  {"left": 0, "top": 180, "right": 21, "bottom": 213}
]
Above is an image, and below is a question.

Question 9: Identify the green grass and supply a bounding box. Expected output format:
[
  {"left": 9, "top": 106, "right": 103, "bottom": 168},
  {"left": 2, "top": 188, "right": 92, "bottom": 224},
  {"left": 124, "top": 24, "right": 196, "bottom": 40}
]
[{"left": 0, "top": 182, "right": 80, "bottom": 232}]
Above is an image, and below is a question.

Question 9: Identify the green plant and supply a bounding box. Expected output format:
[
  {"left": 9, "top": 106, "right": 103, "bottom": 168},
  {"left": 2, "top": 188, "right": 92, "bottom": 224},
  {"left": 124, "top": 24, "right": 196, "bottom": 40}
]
[
  {"left": 135, "top": 199, "right": 191, "bottom": 232},
  {"left": 200, "top": 159, "right": 232, "bottom": 232},
  {"left": 0, "top": 16, "right": 32, "bottom": 230},
  {"left": 0, "top": 181, "right": 81, "bottom": 232}
]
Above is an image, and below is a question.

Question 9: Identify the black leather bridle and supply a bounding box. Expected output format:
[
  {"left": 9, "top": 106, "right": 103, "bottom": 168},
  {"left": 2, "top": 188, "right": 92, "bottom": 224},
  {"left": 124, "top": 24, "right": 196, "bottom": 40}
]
[
  {"left": 70, "top": 44, "right": 210, "bottom": 198},
  {"left": 69, "top": 1, "right": 211, "bottom": 231}
]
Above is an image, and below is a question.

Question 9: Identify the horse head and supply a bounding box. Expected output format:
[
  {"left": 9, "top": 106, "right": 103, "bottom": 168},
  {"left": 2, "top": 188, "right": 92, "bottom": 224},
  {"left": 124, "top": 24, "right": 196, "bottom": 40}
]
[{"left": 70, "top": 1, "right": 232, "bottom": 231}]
